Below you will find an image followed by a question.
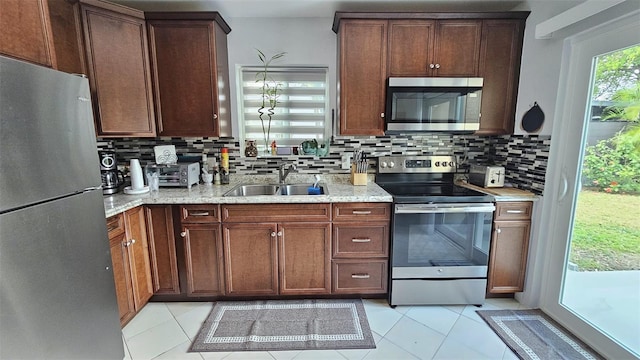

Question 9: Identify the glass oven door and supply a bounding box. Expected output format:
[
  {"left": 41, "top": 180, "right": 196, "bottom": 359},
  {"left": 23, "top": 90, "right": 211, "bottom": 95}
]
[{"left": 392, "top": 203, "right": 495, "bottom": 278}]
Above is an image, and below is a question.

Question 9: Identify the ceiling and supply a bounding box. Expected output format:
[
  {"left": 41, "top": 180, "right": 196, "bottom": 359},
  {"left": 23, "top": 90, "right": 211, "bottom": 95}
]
[{"left": 111, "top": 0, "right": 527, "bottom": 18}]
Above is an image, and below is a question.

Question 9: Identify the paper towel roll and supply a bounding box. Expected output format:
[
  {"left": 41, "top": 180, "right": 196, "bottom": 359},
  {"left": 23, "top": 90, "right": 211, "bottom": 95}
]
[{"left": 130, "top": 159, "right": 144, "bottom": 190}]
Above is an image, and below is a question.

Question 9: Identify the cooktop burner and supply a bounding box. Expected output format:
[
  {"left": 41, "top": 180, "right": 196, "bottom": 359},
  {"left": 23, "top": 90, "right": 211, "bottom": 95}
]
[{"left": 375, "top": 155, "right": 493, "bottom": 203}]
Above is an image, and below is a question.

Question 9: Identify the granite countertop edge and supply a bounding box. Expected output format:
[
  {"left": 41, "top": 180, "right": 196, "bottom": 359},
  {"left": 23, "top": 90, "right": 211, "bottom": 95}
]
[{"left": 103, "top": 174, "right": 393, "bottom": 218}]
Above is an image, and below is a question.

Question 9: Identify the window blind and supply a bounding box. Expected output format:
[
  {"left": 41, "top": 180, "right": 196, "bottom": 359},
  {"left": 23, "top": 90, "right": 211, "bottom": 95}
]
[{"left": 239, "top": 67, "right": 329, "bottom": 151}]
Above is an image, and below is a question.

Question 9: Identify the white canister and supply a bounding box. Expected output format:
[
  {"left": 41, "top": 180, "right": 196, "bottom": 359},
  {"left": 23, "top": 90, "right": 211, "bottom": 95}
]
[{"left": 129, "top": 159, "right": 144, "bottom": 190}]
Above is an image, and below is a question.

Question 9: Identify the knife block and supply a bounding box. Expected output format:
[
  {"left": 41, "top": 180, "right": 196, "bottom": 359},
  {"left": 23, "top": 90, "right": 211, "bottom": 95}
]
[{"left": 350, "top": 165, "right": 367, "bottom": 186}]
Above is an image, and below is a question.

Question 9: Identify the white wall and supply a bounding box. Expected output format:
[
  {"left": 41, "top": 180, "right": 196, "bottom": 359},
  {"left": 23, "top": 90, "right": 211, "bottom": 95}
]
[
  {"left": 512, "top": 0, "right": 640, "bottom": 137},
  {"left": 225, "top": 17, "right": 337, "bottom": 138}
]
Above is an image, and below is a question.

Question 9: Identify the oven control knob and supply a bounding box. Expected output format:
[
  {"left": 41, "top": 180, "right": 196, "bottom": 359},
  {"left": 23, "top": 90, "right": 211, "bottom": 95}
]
[
  {"left": 449, "top": 161, "right": 455, "bottom": 167},
  {"left": 435, "top": 161, "right": 440, "bottom": 167},
  {"left": 388, "top": 161, "right": 395, "bottom": 168},
  {"left": 380, "top": 161, "right": 387, "bottom": 168}
]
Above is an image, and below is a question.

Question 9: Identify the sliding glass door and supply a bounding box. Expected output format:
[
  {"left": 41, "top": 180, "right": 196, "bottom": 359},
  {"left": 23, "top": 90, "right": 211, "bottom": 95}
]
[{"left": 542, "top": 12, "right": 639, "bottom": 359}]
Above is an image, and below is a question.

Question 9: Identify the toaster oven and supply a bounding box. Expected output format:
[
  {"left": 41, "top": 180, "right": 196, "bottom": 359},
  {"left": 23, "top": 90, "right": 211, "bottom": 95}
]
[
  {"left": 145, "top": 162, "right": 199, "bottom": 188},
  {"left": 469, "top": 165, "right": 505, "bottom": 188}
]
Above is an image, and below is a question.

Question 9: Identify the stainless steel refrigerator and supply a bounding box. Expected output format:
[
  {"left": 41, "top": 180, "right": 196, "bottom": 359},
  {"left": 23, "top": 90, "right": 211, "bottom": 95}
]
[{"left": 0, "top": 56, "right": 124, "bottom": 359}]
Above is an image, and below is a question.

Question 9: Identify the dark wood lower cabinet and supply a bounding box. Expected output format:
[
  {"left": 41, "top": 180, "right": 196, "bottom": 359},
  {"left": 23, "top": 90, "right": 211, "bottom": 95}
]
[
  {"left": 181, "top": 223, "right": 225, "bottom": 296},
  {"left": 222, "top": 222, "right": 279, "bottom": 296},
  {"left": 278, "top": 222, "right": 331, "bottom": 295},
  {"left": 487, "top": 202, "right": 533, "bottom": 293},
  {"left": 140, "top": 203, "right": 390, "bottom": 301},
  {"left": 107, "top": 207, "right": 153, "bottom": 327},
  {"left": 145, "top": 206, "right": 180, "bottom": 295},
  {"left": 221, "top": 204, "right": 333, "bottom": 297},
  {"left": 109, "top": 230, "right": 135, "bottom": 325}
]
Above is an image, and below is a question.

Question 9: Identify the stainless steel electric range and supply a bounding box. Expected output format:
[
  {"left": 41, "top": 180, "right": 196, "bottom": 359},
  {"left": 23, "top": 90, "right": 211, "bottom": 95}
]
[{"left": 376, "top": 155, "right": 495, "bottom": 306}]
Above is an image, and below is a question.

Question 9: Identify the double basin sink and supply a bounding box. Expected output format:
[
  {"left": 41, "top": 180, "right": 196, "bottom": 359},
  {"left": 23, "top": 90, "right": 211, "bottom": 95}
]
[{"left": 223, "top": 183, "right": 327, "bottom": 197}]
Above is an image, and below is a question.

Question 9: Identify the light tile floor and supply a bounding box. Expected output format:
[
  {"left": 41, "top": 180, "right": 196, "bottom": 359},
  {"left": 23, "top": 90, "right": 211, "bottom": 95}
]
[{"left": 122, "top": 298, "right": 528, "bottom": 360}]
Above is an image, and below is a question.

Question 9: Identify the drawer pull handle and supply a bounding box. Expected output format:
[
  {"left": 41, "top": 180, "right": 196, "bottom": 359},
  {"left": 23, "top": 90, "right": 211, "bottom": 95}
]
[
  {"left": 352, "top": 238, "right": 371, "bottom": 243},
  {"left": 189, "top": 211, "right": 210, "bottom": 216},
  {"left": 351, "top": 274, "right": 370, "bottom": 279},
  {"left": 506, "top": 210, "right": 524, "bottom": 214},
  {"left": 352, "top": 210, "right": 371, "bottom": 215}
]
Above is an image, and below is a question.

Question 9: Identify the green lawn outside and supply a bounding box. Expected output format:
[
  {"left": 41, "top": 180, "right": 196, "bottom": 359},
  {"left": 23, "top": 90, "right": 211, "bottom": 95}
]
[{"left": 570, "top": 190, "right": 640, "bottom": 271}]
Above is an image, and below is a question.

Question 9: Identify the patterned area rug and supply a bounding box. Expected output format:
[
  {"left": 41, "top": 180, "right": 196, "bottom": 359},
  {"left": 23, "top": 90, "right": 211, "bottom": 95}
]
[
  {"left": 189, "top": 299, "right": 376, "bottom": 352},
  {"left": 476, "top": 309, "right": 604, "bottom": 360}
]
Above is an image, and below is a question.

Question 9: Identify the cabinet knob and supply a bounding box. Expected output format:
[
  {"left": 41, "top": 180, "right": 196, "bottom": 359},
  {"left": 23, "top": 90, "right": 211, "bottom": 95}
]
[
  {"left": 496, "top": 228, "right": 502, "bottom": 234},
  {"left": 429, "top": 63, "right": 435, "bottom": 69},
  {"left": 180, "top": 231, "right": 187, "bottom": 237},
  {"left": 435, "top": 63, "right": 441, "bottom": 69},
  {"left": 271, "top": 232, "right": 276, "bottom": 237},
  {"left": 123, "top": 240, "right": 131, "bottom": 247},
  {"left": 130, "top": 239, "right": 136, "bottom": 245},
  {"left": 277, "top": 231, "right": 283, "bottom": 237},
  {"left": 213, "top": 114, "right": 218, "bottom": 120}
]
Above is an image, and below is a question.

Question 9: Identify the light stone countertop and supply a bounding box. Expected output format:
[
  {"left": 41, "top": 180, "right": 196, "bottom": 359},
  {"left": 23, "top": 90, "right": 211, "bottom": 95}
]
[
  {"left": 456, "top": 181, "right": 539, "bottom": 202},
  {"left": 103, "top": 174, "right": 392, "bottom": 218}
]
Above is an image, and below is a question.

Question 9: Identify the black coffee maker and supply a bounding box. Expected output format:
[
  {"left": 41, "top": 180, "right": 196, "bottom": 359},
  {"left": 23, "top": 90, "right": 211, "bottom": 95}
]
[{"left": 99, "top": 151, "right": 124, "bottom": 195}]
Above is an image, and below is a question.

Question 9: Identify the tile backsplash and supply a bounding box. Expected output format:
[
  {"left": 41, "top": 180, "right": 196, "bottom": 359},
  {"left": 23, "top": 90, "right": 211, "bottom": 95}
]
[{"left": 98, "top": 134, "right": 550, "bottom": 195}]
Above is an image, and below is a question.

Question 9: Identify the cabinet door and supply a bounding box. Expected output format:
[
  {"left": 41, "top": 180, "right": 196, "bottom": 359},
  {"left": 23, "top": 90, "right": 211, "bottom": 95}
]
[
  {"left": 124, "top": 207, "right": 153, "bottom": 310},
  {"left": 476, "top": 20, "right": 525, "bottom": 135},
  {"left": 148, "top": 20, "right": 221, "bottom": 137},
  {"left": 278, "top": 222, "right": 331, "bottom": 295},
  {"left": 145, "top": 206, "right": 180, "bottom": 295},
  {"left": 433, "top": 20, "right": 481, "bottom": 77},
  {"left": 388, "top": 20, "right": 434, "bottom": 76},
  {"left": 488, "top": 220, "right": 531, "bottom": 293},
  {"left": 181, "top": 223, "right": 224, "bottom": 296},
  {"left": 0, "top": 0, "right": 56, "bottom": 68},
  {"left": 109, "top": 232, "right": 135, "bottom": 326},
  {"left": 222, "top": 223, "right": 278, "bottom": 296},
  {"left": 80, "top": 3, "right": 155, "bottom": 137},
  {"left": 48, "top": 0, "right": 86, "bottom": 74},
  {"left": 338, "top": 19, "right": 387, "bottom": 135}
]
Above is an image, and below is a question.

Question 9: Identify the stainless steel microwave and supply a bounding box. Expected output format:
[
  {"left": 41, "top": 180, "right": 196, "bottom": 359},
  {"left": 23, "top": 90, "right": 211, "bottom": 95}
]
[{"left": 385, "top": 77, "right": 483, "bottom": 133}]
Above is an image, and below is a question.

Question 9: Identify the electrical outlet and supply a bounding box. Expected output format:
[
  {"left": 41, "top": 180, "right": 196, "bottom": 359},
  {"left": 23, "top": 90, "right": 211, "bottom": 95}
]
[{"left": 341, "top": 153, "right": 352, "bottom": 170}]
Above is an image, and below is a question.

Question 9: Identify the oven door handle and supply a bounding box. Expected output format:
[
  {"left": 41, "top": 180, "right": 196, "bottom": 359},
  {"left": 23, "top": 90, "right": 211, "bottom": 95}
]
[{"left": 395, "top": 203, "right": 496, "bottom": 214}]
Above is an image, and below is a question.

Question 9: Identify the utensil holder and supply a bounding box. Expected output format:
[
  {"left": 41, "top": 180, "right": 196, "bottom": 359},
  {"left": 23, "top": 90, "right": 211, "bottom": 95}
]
[{"left": 350, "top": 165, "right": 367, "bottom": 186}]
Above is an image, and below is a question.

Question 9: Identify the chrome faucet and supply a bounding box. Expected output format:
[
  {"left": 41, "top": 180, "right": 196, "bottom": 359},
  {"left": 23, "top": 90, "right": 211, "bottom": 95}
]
[{"left": 278, "top": 163, "right": 297, "bottom": 184}]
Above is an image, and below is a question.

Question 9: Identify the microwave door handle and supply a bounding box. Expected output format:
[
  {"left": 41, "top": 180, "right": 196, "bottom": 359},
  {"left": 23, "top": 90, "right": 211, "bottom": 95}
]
[{"left": 395, "top": 204, "right": 495, "bottom": 214}]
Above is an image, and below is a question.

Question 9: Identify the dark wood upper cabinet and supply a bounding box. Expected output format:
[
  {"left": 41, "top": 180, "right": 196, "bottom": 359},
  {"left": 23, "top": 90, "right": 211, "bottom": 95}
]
[
  {"left": 388, "top": 19, "right": 481, "bottom": 77},
  {"left": 477, "top": 19, "right": 526, "bottom": 135},
  {"left": 0, "top": 0, "right": 57, "bottom": 68},
  {"left": 146, "top": 13, "right": 232, "bottom": 137},
  {"left": 47, "top": 0, "right": 86, "bottom": 75},
  {"left": 388, "top": 20, "right": 435, "bottom": 77},
  {"left": 334, "top": 12, "right": 528, "bottom": 136},
  {"left": 337, "top": 19, "right": 387, "bottom": 136},
  {"left": 433, "top": 20, "right": 482, "bottom": 77},
  {"left": 79, "top": 0, "right": 156, "bottom": 137}
]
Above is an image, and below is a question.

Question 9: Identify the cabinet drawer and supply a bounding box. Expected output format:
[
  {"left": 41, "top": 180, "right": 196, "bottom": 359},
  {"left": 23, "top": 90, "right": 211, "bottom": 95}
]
[
  {"left": 106, "top": 213, "right": 125, "bottom": 238},
  {"left": 332, "top": 203, "right": 391, "bottom": 222},
  {"left": 222, "top": 204, "right": 331, "bottom": 223},
  {"left": 494, "top": 202, "right": 532, "bottom": 221},
  {"left": 332, "top": 260, "right": 387, "bottom": 294},
  {"left": 333, "top": 223, "right": 389, "bottom": 258},
  {"left": 180, "top": 205, "right": 219, "bottom": 223}
]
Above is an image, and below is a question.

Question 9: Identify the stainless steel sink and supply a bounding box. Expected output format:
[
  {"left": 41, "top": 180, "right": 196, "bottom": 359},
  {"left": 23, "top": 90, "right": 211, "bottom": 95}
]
[
  {"left": 223, "top": 183, "right": 327, "bottom": 197},
  {"left": 280, "top": 184, "right": 326, "bottom": 195},
  {"left": 223, "top": 184, "right": 279, "bottom": 197}
]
